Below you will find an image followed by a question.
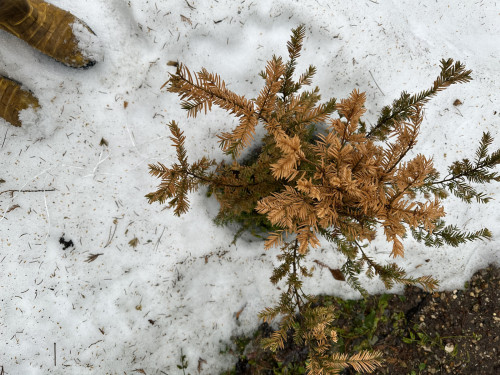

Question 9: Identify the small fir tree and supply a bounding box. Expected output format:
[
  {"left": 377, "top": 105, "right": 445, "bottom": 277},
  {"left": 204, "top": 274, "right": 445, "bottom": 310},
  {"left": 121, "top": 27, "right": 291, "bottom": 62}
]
[{"left": 147, "top": 25, "right": 500, "bottom": 374}]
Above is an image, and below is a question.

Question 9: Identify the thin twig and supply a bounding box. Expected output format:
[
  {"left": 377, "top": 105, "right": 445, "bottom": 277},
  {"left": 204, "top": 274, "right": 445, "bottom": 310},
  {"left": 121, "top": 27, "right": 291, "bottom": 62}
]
[
  {"left": 291, "top": 240, "right": 304, "bottom": 311},
  {"left": 88, "top": 339, "right": 103, "bottom": 348},
  {"left": 1, "top": 129, "right": 7, "bottom": 148},
  {"left": 0, "top": 188, "right": 56, "bottom": 196},
  {"left": 154, "top": 226, "right": 166, "bottom": 251},
  {"left": 184, "top": 0, "right": 196, "bottom": 9},
  {"left": 43, "top": 184, "right": 51, "bottom": 242},
  {"left": 369, "top": 70, "right": 385, "bottom": 96}
]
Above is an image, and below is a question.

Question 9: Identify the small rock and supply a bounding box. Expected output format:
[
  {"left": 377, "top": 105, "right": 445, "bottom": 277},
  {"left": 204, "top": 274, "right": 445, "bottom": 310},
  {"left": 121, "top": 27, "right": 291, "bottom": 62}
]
[{"left": 445, "top": 343, "right": 454, "bottom": 353}]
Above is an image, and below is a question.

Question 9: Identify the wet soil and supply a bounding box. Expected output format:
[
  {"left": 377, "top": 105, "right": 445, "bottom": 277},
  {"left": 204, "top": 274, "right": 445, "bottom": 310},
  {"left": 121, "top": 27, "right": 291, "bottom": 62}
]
[
  {"left": 374, "top": 265, "right": 500, "bottom": 375},
  {"left": 226, "top": 265, "right": 500, "bottom": 375}
]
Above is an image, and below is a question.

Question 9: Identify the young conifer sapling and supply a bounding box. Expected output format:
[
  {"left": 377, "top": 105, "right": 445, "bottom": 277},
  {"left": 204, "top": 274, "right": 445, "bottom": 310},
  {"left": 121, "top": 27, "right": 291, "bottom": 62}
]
[{"left": 147, "top": 25, "right": 500, "bottom": 373}]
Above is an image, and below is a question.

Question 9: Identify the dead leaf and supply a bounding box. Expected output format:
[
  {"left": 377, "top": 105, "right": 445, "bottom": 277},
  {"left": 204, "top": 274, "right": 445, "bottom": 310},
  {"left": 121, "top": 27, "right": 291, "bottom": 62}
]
[
  {"left": 328, "top": 268, "right": 346, "bottom": 281},
  {"left": 180, "top": 15, "right": 192, "bottom": 25},
  {"left": 133, "top": 370, "right": 146, "bottom": 375},
  {"left": 453, "top": 99, "right": 463, "bottom": 106},
  {"left": 313, "top": 260, "right": 345, "bottom": 281},
  {"left": 124, "top": 101, "right": 129, "bottom": 109}
]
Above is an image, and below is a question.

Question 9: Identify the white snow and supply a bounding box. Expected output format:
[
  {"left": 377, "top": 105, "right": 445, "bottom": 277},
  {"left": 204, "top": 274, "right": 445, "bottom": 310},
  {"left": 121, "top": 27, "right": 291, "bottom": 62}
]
[
  {"left": 71, "top": 20, "right": 104, "bottom": 64},
  {"left": 0, "top": 0, "right": 499, "bottom": 374},
  {"left": 17, "top": 104, "right": 40, "bottom": 129}
]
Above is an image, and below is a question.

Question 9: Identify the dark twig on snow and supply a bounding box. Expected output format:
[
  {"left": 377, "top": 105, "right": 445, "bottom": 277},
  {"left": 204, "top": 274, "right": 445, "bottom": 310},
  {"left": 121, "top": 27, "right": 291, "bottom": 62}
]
[
  {"left": 0, "top": 188, "right": 56, "bottom": 196},
  {"left": 104, "top": 219, "right": 119, "bottom": 248},
  {"left": 1, "top": 129, "right": 8, "bottom": 148},
  {"left": 184, "top": 0, "right": 196, "bottom": 9}
]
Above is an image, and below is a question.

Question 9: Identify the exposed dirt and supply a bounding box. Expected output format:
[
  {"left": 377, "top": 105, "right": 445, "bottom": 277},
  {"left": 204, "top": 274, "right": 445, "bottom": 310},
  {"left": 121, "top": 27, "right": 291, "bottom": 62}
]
[
  {"left": 374, "top": 265, "right": 500, "bottom": 375},
  {"left": 226, "top": 265, "right": 500, "bottom": 375}
]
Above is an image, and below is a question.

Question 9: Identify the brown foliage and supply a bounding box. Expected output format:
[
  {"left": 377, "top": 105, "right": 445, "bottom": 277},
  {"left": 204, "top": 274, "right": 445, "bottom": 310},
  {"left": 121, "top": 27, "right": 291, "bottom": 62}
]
[{"left": 147, "top": 25, "right": 499, "bottom": 374}]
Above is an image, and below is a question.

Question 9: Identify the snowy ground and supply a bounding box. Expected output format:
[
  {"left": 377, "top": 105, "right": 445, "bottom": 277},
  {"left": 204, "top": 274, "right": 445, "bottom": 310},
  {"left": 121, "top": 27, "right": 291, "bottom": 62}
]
[{"left": 1, "top": 0, "right": 499, "bottom": 374}]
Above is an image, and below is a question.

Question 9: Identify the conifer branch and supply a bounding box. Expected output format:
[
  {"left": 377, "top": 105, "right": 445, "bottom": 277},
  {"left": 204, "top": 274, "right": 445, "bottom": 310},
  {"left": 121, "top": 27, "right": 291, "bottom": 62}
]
[
  {"left": 297, "top": 65, "right": 316, "bottom": 87},
  {"left": 382, "top": 106, "right": 423, "bottom": 175},
  {"left": 341, "top": 259, "right": 368, "bottom": 298},
  {"left": 411, "top": 219, "right": 492, "bottom": 248},
  {"left": 428, "top": 132, "right": 500, "bottom": 203},
  {"left": 167, "top": 121, "right": 188, "bottom": 169},
  {"left": 297, "top": 97, "right": 337, "bottom": 127},
  {"left": 307, "top": 351, "right": 383, "bottom": 374},
  {"left": 331, "top": 351, "right": 383, "bottom": 373},
  {"left": 356, "top": 242, "right": 438, "bottom": 291},
  {"left": 255, "top": 56, "right": 286, "bottom": 118},
  {"left": 367, "top": 59, "right": 472, "bottom": 140},
  {"left": 281, "top": 24, "right": 306, "bottom": 100}
]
